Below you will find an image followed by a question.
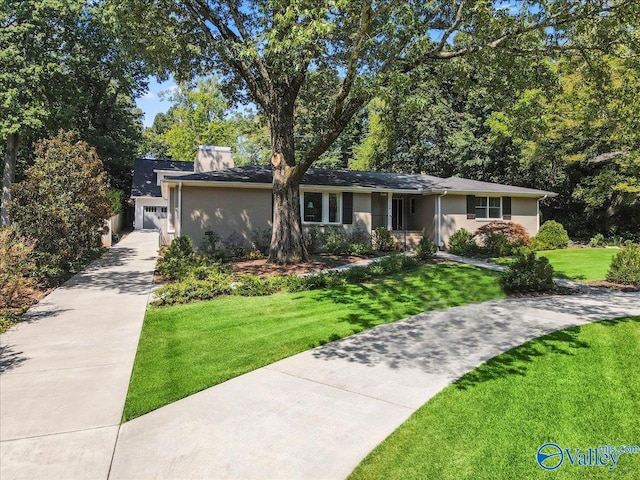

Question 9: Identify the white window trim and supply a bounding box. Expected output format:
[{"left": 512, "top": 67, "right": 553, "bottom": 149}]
[
  {"left": 475, "top": 196, "right": 502, "bottom": 221},
  {"left": 301, "top": 191, "right": 342, "bottom": 225}
]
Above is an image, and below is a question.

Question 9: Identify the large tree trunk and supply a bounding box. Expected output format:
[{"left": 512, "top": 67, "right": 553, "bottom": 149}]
[
  {"left": 267, "top": 95, "right": 308, "bottom": 264},
  {"left": 1, "top": 133, "right": 19, "bottom": 226}
]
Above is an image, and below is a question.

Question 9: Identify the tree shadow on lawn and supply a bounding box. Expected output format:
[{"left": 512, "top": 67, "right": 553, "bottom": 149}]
[
  {"left": 310, "top": 285, "right": 640, "bottom": 384},
  {"left": 455, "top": 315, "right": 639, "bottom": 390},
  {"left": 309, "top": 264, "right": 501, "bottom": 350}
]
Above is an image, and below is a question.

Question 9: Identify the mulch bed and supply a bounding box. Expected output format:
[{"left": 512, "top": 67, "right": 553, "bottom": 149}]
[{"left": 229, "top": 253, "right": 383, "bottom": 277}]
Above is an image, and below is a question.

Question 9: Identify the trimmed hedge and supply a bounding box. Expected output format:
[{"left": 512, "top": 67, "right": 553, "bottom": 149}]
[
  {"left": 531, "top": 220, "right": 569, "bottom": 251},
  {"left": 607, "top": 243, "right": 640, "bottom": 286},
  {"left": 501, "top": 252, "right": 555, "bottom": 293}
]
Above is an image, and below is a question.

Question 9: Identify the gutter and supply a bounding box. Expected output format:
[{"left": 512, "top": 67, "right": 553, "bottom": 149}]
[
  {"left": 537, "top": 194, "right": 547, "bottom": 232},
  {"left": 178, "top": 182, "right": 183, "bottom": 237},
  {"left": 437, "top": 190, "right": 448, "bottom": 248}
]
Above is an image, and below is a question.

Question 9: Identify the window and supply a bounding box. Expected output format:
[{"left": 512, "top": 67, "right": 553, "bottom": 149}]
[
  {"left": 475, "top": 196, "right": 501, "bottom": 219},
  {"left": 328, "top": 193, "right": 338, "bottom": 223},
  {"left": 304, "top": 192, "right": 323, "bottom": 222},
  {"left": 409, "top": 197, "right": 417, "bottom": 215},
  {"left": 302, "top": 192, "right": 342, "bottom": 224}
]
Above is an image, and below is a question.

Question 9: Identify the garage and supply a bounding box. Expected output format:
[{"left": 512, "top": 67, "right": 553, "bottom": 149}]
[{"left": 143, "top": 206, "right": 167, "bottom": 230}]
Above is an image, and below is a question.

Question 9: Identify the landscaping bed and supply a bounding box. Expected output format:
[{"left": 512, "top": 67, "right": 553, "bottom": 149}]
[{"left": 228, "top": 252, "right": 382, "bottom": 277}]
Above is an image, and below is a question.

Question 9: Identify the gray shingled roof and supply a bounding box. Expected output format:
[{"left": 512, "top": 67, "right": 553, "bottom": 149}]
[
  {"left": 163, "top": 165, "right": 554, "bottom": 196},
  {"left": 131, "top": 159, "right": 194, "bottom": 197},
  {"left": 166, "top": 165, "right": 446, "bottom": 190},
  {"left": 440, "top": 177, "right": 555, "bottom": 196}
]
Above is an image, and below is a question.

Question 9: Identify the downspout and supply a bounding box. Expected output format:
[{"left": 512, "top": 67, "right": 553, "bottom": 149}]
[
  {"left": 178, "top": 182, "right": 183, "bottom": 237},
  {"left": 437, "top": 190, "right": 448, "bottom": 249},
  {"left": 537, "top": 194, "right": 547, "bottom": 232}
]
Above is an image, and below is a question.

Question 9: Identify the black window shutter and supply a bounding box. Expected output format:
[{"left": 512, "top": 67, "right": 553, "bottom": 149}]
[
  {"left": 466, "top": 195, "right": 476, "bottom": 219},
  {"left": 342, "top": 192, "right": 353, "bottom": 224},
  {"left": 503, "top": 196, "right": 512, "bottom": 220}
]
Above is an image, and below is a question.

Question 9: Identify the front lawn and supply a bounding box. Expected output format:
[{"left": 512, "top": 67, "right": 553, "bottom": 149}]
[
  {"left": 493, "top": 247, "right": 619, "bottom": 282},
  {"left": 538, "top": 248, "right": 619, "bottom": 281},
  {"left": 350, "top": 316, "right": 640, "bottom": 480},
  {"left": 124, "top": 263, "right": 504, "bottom": 421}
]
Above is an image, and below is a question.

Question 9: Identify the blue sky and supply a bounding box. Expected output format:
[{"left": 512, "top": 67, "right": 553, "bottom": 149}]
[{"left": 135, "top": 77, "right": 177, "bottom": 128}]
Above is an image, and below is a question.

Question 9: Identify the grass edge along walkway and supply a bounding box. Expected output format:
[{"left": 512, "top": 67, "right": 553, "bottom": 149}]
[
  {"left": 349, "top": 315, "right": 640, "bottom": 480},
  {"left": 123, "top": 262, "right": 504, "bottom": 421}
]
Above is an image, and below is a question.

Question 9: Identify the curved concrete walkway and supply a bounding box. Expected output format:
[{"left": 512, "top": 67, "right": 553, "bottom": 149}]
[
  {"left": 0, "top": 231, "right": 158, "bottom": 480},
  {"left": 109, "top": 289, "right": 640, "bottom": 480}
]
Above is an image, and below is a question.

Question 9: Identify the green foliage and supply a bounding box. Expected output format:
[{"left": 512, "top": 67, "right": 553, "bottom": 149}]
[
  {"left": 160, "top": 77, "right": 238, "bottom": 161},
  {"left": 107, "top": 189, "right": 124, "bottom": 216},
  {"left": 154, "top": 264, "right": 233, "bottom": 305},
  {"left": 531, "top": 220, "right": 570, "bottom": 251},
  {"left": 500, "top": 252, "right": 555, "bottom": 293},
  {"left": 153, "top": 252, "right": 419, "bottom": 305},
  {"left": 415, "top": 236, "right": 438, "bottom": 261},
  {"left": 0, "top": 226, "right": 38, "bottom": 311},
  {"left": 606, "top": 243, "right": 640, "bottom": 286},
  {"left": 448, "top": 229, "right": 479, "bottom": 256},
  {"left": 323, "top": 228, "right": 349, "bottom": 255},
  {"left": 372, "top": 227, "right": 395, "bottom": 252},
  {"left": 222, "top": 232, "right": 247, "bottom": 258},
  {"left": 251, "top": 227, "right": 272, "bottom": 255},
  {"left": 199, "top": 231, "right": 220, "bottom": 257},
  {"left": 589, "top": 233, "right": 606, "bottom": 248},
  {"left": 347, "top": 242, "right": 375, "bottom": 256},
  {"left": 157, "top": 236, "right": 197, "bottom": 281},
  {"left": 9, "top": 132, "right": 111, "bottom": 283}
]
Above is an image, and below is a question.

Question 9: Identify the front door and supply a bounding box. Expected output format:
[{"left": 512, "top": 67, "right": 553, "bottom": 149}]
[{"left": 392, "top": 198, "right": 403, "bottom": 230}]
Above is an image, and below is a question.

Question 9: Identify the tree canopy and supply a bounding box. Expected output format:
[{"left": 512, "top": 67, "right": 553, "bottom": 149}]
[{"left": 113, "top": 0, "right": 639, "bottom": 262}]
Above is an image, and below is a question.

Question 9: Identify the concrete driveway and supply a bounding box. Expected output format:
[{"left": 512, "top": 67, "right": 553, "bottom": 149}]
[
  {"left": 109, "top": 289, "right": 640, "bottom": 480},
  {"left": 0, "top": 231, "right": 158, "bottom": 480}
]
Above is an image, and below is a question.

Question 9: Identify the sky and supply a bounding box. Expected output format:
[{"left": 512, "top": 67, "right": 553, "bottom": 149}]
[{"left": 135, "top": 77, "right": 177, "bottom": 128}]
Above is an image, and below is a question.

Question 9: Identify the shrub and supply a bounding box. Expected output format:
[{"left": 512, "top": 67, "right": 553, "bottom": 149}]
[
  {"left": 372, "top": 227, "right": 395, "bottom": 251},
  {"left": 323, "top": 228, "right": 349, "bottom": 255},
  {"left": 200, "top": 231, "right": 220, "bottom": 257},
  {"left": 304, "top": 226, "right": 324, "bottom": 254},
  {"left": 376, "top": 254, "right": 418, "bottom": 274},
  {"left": 153, "top": 265, "right": 232, "bottom": 305},
  {"left": 251, "top": 227, "right": 272, "bottom": 255},
  {"left": 9, "top": 131, "right": 112, "bottom": 284},
  {"left": 448, "top": 229, "right": 479, "bottom": 256},
  {"left": 157, "top": 236, "right": 196, "bottom": 280},
  {"left": 500, "top": 252, "right": 555, "bottom": 293},
  {"left": 0, "top": 227, "right": 38, "bottom": 310},
  {"left": 222, "top": 232, "right": 246, "bottom": 257},
  {"left": 606, "top": 243, "right": 640, "bottom": 286},
  {"left": 348, "top": 227, "right": 370, "bottom": 245},
  {"left": 347, "top": 242, "right": 375, "bottom": 256},
  {"left": 342, "top": 266, "right": 372, "bottom": 283},
  {"left": 589, "top": 233, "right": 606, "bottom": 248},
  {"left": 233, "top": 275, "right": 281, "bottom": 296},
  {"left": 245, "top": 249, "right": 264, "bottom": 260},
  {"left": 531, "top": 220, "right": 569, "bottom": 251},
  {"left": 415, "top": 236, "right": 437, "bottom": 261},
  {"left": 475, "top": 221, "right": 531, "bottom": 256}
]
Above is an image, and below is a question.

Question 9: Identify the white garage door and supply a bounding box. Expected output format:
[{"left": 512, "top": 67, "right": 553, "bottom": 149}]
[{"left": 143, "top": 206, "right": 167, "bottom": 230}]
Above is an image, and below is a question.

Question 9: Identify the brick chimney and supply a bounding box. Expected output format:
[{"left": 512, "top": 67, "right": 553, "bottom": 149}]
[{"left": 194, "top": 146, "right": 234, "bottom": 173}]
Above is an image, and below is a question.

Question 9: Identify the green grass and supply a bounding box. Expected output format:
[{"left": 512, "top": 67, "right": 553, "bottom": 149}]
[
  {"left": 350, "top": 316, "right": 640, "bottom": 480},
  {"left": 493, "top": 248, "right": 619, "bottom": 282},
  {"left": 124, "top": 263, "right": 504, "bottom": 421},
  {"left": 538, "top": 248, "right": 619, "bottom": 281}
]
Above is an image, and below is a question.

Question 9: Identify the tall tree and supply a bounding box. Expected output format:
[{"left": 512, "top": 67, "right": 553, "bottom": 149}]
[
  {"left": 1, "top": 1, "right": 146, "bottom": 221},
  {"left": 115, "top": 0, "right": 639, "bottom": 263},
  {"left": 1, "top": 0, "right": 80, "bottom": 225}
]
